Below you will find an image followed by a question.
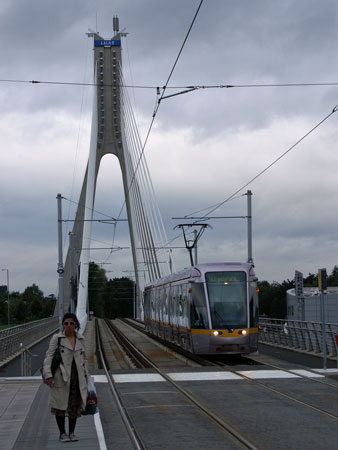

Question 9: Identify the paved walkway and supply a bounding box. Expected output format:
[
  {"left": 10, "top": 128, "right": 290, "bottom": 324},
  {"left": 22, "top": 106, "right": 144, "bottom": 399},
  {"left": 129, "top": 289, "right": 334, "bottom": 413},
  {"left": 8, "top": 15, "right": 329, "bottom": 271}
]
[{"left": 0, "top": 320, "right": 104, "bottom": 450}]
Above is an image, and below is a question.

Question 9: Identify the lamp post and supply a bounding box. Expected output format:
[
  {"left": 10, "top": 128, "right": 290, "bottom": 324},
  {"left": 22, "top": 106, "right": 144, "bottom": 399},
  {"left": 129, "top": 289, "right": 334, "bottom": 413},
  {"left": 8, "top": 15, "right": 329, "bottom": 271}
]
[{"left": 1, "top": 269, "right": 9, "bottom": 327}]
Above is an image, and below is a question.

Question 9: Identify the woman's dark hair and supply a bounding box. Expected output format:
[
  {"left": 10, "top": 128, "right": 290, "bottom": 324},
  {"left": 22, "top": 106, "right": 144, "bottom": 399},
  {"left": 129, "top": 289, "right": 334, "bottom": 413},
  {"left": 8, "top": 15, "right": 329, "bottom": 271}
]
[{"left": 62, "top": 313, "right": 80, "bottom": 331}]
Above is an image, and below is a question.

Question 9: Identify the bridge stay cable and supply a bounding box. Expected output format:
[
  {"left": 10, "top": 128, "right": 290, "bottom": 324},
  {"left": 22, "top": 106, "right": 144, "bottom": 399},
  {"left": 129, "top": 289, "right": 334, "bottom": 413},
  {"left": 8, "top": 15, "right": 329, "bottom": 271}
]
[{"left": 115, "top": 0, "right": 205, "bottom": 223}]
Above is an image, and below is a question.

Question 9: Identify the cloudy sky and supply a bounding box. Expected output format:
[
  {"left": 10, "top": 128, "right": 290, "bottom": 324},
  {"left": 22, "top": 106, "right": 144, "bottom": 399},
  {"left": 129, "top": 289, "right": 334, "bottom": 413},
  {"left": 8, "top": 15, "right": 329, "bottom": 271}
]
[{"left": 1, "top": 0, "right": 338, "bottom": 295}]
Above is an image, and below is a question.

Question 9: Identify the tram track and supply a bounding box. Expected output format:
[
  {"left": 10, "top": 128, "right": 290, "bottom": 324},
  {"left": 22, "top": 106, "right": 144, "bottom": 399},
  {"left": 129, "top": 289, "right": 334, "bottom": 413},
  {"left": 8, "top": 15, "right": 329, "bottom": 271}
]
[
  {"left": 97, "top": 318, "right": 261, "bottom": 450},
  {"left": 203, "top": 353, "right": 338, "bottom": 422},
  {"left": 95, "top": 318, "right": 146, "bottom": 450},
  {"left": 124, "top": 318, "right": 338, "bottom": 424}
]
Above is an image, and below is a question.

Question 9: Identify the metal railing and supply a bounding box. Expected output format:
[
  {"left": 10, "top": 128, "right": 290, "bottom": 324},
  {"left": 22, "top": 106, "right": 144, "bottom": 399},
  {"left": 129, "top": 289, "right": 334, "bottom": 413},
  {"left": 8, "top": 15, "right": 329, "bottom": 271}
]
[
  {"left": 259, "top": 317, "right": 338, "bottom": 356},
  {"left": 0, "top": 316, "right": 59, "bottom": 363},
  {"left": 21, "top": 347, "right": 34, "bottom": 376}
]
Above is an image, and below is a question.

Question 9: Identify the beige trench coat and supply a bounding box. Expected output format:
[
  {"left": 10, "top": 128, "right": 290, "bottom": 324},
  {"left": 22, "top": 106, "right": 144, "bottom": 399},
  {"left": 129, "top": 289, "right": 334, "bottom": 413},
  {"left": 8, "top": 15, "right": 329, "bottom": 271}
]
[{"left": 43, "top": 331, "right": 89, "bottom": 411}]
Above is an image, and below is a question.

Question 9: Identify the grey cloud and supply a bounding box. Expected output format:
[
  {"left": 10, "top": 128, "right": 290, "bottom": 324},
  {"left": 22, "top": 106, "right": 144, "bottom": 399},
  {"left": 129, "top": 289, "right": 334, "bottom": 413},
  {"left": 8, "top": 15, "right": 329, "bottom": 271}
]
[{"left": 1, "top": 0, "right": 338, "bottom": 293}]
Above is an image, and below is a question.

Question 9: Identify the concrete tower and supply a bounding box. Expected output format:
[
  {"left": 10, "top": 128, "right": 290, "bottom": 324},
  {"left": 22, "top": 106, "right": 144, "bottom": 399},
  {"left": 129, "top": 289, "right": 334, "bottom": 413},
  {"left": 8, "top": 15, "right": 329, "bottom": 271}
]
[{"left": 63, "top": 21, "right": 164, "bottom": 330}]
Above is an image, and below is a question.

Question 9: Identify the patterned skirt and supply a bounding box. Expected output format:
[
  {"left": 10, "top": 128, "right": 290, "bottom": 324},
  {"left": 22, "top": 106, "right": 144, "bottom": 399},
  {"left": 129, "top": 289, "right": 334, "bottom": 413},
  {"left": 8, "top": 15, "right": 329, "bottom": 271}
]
[{"left": 51, "top": 359, "right": 82, "bottom": 418}]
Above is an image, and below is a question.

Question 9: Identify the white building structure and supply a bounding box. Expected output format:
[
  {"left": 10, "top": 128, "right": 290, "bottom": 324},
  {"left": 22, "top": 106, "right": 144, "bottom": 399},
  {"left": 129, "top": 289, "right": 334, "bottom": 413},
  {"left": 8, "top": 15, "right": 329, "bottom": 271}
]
[{"left": 287, "top": 287, "right": 338, "bottom": 322}]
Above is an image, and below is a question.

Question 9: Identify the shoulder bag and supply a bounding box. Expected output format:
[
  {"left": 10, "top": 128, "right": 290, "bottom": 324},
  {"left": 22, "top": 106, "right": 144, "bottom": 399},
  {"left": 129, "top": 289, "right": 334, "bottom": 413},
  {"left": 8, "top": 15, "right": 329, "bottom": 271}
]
[
  {"left": 41, "top": 337, "right": 62, "bottom": 381},
  {"left": 82, "top": 376, "right": 98, "bottom": 415}
]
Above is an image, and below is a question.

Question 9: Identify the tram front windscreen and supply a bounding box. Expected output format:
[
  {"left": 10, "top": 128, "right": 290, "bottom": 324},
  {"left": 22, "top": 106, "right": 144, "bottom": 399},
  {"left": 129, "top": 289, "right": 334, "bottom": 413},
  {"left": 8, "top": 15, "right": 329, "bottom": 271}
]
[{"left": 206, "top": 271, "right": 247, "bottom": 329}]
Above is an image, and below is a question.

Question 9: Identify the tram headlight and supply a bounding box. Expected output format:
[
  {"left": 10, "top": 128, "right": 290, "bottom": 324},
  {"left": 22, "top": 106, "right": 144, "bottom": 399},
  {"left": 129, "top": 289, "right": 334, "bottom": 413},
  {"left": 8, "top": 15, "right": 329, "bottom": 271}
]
[
  {"left": 239, "top": 329, "right": 247, "bottom": 336},
  {"left": 213, "top": 330, "right": 223, "bottom": 336}
]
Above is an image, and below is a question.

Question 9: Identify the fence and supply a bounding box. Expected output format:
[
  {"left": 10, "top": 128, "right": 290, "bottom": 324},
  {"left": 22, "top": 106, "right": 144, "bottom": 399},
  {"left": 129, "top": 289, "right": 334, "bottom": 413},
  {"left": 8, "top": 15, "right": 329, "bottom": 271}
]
[
  {"left": 259, "top": 317, "right": 338, "bottom": 356},
  {"left": 0, "top": 316, "right": 59, "bottom": 363},
  {"left": 21, "top": 348, "right": 33, "bottom": 376}
]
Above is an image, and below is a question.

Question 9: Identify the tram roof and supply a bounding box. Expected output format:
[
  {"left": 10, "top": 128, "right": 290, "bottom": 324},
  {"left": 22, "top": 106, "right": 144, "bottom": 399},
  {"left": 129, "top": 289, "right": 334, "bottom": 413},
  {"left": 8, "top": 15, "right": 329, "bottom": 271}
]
[{"left": 145, "top": 262, "right": 254, "bottom": 289}]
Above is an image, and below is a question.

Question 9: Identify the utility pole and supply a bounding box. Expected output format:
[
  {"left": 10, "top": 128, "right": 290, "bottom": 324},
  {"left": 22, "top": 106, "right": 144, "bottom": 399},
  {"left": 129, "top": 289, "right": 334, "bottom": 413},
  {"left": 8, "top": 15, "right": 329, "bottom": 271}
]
[
  {"left": 194, "top": 229, "right": 198, "bottom": 265},
  {"left": 1, "top": 269, "right": 10, "bottom": 327},
  {"left": 57, "top": 194, "right": 64, "bottom": 330},
  {"left": 318, "top": 268, "right": 327, "bottom": 370},
  {"left": 6, "top": 270, "right": 9, "bottom": 327},
  {"left": 246, "top": 190, "right": 253, "bottom": 264},
  {"left": 69, "top": 232, "right": 76, "bottom": 313}
]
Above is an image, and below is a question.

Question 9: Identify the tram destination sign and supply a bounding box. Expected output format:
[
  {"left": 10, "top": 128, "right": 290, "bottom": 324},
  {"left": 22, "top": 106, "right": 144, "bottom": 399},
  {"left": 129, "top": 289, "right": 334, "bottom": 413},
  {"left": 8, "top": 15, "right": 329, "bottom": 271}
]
[
  {"left": 206, "top": 272, "right": 245, "bottom": 284},
  {"left": 94, "top": 39, "right": 121, "bottom": 47}
]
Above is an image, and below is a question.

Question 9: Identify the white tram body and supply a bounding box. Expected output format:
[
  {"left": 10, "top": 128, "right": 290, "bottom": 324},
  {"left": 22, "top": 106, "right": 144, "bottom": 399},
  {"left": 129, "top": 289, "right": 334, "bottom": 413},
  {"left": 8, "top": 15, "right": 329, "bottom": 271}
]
[{"left": 144, "top": 262, "right": 259, "bottom": 355}]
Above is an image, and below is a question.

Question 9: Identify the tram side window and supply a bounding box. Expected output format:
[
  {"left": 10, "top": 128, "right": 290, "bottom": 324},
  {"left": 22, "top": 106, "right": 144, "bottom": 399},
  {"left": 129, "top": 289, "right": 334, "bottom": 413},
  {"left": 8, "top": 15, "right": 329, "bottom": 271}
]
[
  {"left": 144, "top": 289, "right": 150, "bottom": 321},
  {"left": 170, "top": 285, "right": 178, "bottom": 327},
  {"left": 249, "top": 283, "right": 259, "bottom": 327},
  {"left": 150, "top": 289, "right": 156, "bottom": 321},
  {"left": 155, "top": 287, "right": 161, "bottom": 322},
  {"left": 163, "top": 287, "right": 168, "bottom": 321},
  {"left": 190, "top": 283, "right": 208, "bottom": 329},
  {"left": 181, "top": 284, "right": 188, "bottom": 327}
]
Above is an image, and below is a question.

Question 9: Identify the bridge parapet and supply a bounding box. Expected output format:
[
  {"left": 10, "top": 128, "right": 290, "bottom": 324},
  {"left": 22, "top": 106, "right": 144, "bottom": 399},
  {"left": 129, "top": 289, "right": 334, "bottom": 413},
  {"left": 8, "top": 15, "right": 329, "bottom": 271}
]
[
  {"left": 259, "top": 317, "right": 338, "bottom": 357},
  {"left": 0, "top": 317, "right": 59, "bottom": 366}
]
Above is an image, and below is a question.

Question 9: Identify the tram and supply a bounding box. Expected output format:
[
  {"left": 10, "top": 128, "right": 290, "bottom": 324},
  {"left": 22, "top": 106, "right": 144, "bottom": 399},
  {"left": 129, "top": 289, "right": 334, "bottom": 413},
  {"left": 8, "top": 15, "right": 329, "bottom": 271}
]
[{"left": 144, "top": 262, "right": 259, "bottom": 355}]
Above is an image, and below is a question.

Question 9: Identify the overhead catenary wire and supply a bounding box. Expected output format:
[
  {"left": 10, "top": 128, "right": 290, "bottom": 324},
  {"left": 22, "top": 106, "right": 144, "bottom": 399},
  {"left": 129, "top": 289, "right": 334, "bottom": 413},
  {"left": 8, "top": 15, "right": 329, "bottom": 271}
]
[
  {"left": 63, "top": 196, "right": 122, "bottom": 221},
  {"left": 2, "top": 78, "right": 338, "bottom": 90},
  {"left": 185, "top": 103, "right": 338, "bottom": 219}
]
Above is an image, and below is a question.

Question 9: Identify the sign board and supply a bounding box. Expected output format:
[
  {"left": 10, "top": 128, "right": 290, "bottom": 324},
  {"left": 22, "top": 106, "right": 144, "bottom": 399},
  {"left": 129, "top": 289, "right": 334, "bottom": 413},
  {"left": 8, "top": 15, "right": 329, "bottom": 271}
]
[
  {"left": 94, "top": 39, "right": 121, "bottom": 47},
  {"left": 295, "top": 270, "right": 304, "bottom": 298},
  {"left": 318, "top": 268, "right": 327, "bottom": 292}
]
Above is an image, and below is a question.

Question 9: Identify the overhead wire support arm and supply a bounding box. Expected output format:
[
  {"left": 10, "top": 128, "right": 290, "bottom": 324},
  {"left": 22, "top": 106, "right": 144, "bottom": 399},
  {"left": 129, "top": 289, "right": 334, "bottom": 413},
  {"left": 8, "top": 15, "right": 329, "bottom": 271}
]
[
  {"left": 172, "top": 216, "right": 248, "bottom": 220},
  {"left": 159, "top": 87, "right": 199, "bottom": 102},
  {"left": 61, "top": 219, "right": 127, "bottom": 223},
  {"left": 174, "top": 223, "right": 211, "bottom": 266}
]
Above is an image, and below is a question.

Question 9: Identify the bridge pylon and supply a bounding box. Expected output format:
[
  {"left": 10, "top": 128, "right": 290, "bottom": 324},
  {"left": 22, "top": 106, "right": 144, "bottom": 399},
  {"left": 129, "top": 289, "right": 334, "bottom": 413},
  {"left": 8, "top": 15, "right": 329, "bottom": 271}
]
[{"left": 62, "top": 21, "right": 171, "bottom": 330}]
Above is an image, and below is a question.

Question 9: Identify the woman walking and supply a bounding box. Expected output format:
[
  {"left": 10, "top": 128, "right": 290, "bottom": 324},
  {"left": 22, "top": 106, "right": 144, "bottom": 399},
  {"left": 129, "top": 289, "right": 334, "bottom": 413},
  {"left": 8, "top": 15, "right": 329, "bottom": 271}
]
[{"left": 43, "top": 313, "right": 89, "bottom": 442}]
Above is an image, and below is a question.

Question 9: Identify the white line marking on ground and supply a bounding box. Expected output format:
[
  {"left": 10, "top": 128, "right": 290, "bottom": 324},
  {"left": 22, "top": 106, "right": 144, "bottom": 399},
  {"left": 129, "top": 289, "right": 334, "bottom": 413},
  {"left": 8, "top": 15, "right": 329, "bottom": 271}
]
[
  {"left": 169, "top": 371, "right": 242, "bottom": 381},
  {"left": 112, "top": 373, "right": 165, "bottom": 383},
  {"left": 94, "top": 412, "right": 108, "bottom": 450},
  {"left": 290, "top": 369, "right": 324, "bottom": 378},
  {"left": 93, "top": 375, "right": 109, "bottom": 383},
  {"left": 88, "top": 369, "right": 330, "bottom": 384},
  {"left": 314, "top": 368, "right": 338, "bottom": 374},
  {"left": 237, "top": 370, "right": 299, "bottom": 379}
]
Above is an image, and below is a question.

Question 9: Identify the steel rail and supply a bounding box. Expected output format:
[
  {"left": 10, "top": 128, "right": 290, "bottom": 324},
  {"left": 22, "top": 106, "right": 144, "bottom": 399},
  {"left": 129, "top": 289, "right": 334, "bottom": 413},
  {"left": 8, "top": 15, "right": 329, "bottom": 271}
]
[
  {"left": 243, "top": 354, "right": 338, "bottom": 392},
  {"left": 124, "top": 318, "right": 338, "bottom": 422},
  {"left": 211, "top": 357, "right": 338, "bottom": 422},
  {"left": 95, "top": 319, "right": 146, "bottom": 450},
  {"left": 107, "top": 319, "right": 260, "bottom": 450},
  {"left": 104, "top": 319, "right": 153, "bottom": 368}
]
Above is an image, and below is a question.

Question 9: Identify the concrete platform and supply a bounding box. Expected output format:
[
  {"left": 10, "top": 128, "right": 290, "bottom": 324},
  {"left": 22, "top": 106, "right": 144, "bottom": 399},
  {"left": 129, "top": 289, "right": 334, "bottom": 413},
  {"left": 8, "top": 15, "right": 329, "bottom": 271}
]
[
  {"left": 0, "top": 378, "right": 105, "bottom": 450},
  {"left": 0, "top": 319, "right": 105, "bottom": 450}
]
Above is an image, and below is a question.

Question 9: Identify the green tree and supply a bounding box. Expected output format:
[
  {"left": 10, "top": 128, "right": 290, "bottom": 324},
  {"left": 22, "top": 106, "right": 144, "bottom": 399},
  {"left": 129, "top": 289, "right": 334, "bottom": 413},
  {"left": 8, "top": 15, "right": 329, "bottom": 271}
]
[
  {"left": 42, "top": 295, "right": 56, "bottom": 317},
  {"left": 258, "top": 279, "right": 293, "bottom": 319},
  {"left": 328, "top": 266, "right": 338, "bottom": 287},
  {"left": 86, "top": 262, "right": 134, "bottom": 319},
  {"left": 22, "top": 284, "right": 44, "bottom": 302},
  {"left": 88, "top": 262, "right": 107, "bottom": 317},
  {"left": 31, "top": 297, "right": 43, "bottom": 319},
  {"left": 104, "top": 277, "right": 134, "bottom": 319},
  {"left": 303, "top": 272, "right": 318, "bottom": 287},
  {"left": 14, "top": 299, "right": 31, "bottom": 323}
]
